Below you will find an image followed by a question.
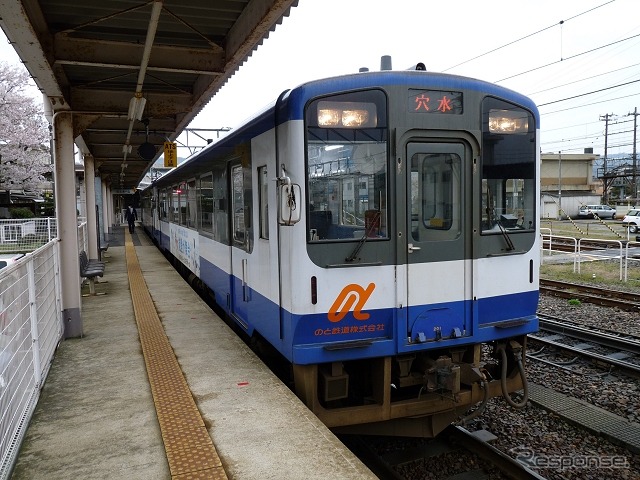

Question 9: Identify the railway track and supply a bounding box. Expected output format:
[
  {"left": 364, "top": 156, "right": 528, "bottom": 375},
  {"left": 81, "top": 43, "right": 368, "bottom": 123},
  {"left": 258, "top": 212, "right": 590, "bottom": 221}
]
[
  {"left": 541, "top": 240, "right": 606, "bottom": 253},
  {"left": 344, "top": 426, "right": 547, "bottom": 480},
  {"left": 529, "top": 314, "right": 640, "bottom": 376},
  {"left": 539, "top": 279, "right": 640, "bottom": 312}
]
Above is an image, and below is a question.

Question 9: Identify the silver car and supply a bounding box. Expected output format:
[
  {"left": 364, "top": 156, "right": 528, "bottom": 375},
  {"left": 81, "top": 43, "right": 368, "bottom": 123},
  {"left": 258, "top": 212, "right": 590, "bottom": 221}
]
[{"left": 577, "top": 204, "right": 617, "bottom": 219}]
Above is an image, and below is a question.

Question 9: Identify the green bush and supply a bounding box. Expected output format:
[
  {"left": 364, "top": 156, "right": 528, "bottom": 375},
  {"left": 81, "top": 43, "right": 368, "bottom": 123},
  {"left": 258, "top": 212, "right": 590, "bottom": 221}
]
[
  {"left": 568, "top": 299, "right": 581, "bottom": 306},
  {"left": 9, "top": 207, "right": 35, "bottom": 219}
]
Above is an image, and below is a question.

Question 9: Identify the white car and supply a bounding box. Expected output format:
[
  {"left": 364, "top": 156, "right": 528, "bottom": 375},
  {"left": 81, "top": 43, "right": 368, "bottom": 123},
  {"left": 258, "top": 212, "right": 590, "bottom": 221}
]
[
  {"left": 0, "top": 253, "right": 24, "bottom": 270},
  {"left": 622, "top": 209, "right": 640, "bottom": 233}
]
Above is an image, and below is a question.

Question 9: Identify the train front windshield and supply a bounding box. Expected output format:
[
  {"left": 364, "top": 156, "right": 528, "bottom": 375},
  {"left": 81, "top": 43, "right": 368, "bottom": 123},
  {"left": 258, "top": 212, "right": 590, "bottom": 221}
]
[
  {"left": 481, "top": 98, "right": 536, "bottom": 233},
  {"left": 305, "top": 90, "right": 389, "bottom": 241},
  {"left": 303, "top": 88, "right": 537, "bottom": 255}
]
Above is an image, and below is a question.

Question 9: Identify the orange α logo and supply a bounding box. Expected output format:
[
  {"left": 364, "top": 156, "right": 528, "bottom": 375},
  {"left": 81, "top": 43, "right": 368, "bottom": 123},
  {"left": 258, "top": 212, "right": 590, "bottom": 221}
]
[{"left": 328, "top": 283, "right": 376, "bottom": 323}]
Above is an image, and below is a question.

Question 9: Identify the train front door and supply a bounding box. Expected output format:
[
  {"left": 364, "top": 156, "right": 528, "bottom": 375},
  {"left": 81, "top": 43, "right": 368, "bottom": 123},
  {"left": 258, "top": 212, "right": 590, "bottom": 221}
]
[{"left": 403, "top": 142, "right": 472, "bottom": 344}]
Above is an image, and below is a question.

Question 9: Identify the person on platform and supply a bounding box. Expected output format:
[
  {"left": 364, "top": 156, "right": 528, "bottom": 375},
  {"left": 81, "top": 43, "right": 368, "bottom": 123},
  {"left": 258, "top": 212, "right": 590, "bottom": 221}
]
[{"left": 125, "top": 205, "right": 137, "bottom": 234}]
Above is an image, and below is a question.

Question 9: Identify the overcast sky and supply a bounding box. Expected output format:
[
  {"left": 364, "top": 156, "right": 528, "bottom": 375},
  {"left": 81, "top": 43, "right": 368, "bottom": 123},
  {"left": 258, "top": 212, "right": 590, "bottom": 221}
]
[
  {"left": 2, "top": 0, "right": 639, "bottom": 159},
  {"left": 191, "top": 0, "right": 640, "bottom": 159}
]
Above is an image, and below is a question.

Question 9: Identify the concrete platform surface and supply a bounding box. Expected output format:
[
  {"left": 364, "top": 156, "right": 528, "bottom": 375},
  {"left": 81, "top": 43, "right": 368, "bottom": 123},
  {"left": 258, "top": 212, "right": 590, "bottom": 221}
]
[{"left": 11, "top": 230, "right": 376, "bottom": 479}]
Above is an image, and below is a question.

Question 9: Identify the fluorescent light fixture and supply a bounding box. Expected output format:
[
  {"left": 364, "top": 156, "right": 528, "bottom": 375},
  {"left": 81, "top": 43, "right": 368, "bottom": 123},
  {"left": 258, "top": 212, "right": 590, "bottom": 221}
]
[{"left": 127, "top": 95, "right": 147, "bottom": 121}]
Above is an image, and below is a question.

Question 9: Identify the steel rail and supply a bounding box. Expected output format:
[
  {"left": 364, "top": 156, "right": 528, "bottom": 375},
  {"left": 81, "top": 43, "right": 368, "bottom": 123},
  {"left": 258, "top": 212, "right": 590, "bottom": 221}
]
[
  {"left": 443, "top": 425, "right": 548, "bottom": 480},
  {"left": 538, "top": 316, "right": 640, "bottom": 355},
  {"left": 540, "top": 279, "right": 640, "bottom": 312},
  {"left": 528, "top": 321, "right": 640, "bottom": 376},
  {"left": 541, "top": 279, "right": 640, "bottom": 302}
]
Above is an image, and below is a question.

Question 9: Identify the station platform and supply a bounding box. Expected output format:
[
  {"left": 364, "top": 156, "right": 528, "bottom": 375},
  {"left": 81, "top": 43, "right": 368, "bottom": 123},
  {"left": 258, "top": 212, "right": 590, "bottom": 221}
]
[{"left": 10, "top": 228, "right": 376, "bottom": 479}]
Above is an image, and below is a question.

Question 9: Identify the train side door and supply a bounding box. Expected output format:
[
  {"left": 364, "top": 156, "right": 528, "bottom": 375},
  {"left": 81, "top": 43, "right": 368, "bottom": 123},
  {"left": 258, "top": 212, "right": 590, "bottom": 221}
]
[
  {"left": 403, "top": 142, "right": 471, "bottom": 345},
  {"left": 229, "top": 161, "right": 251, "bottom": 329}
]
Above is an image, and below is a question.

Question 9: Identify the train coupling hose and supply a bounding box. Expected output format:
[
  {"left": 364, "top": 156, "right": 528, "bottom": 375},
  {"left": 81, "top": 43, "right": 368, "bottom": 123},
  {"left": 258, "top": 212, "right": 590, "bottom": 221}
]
[
  {"left": 497, "top": 340, "right": 529, "bottom": 409},
  {"left": 459, "top": 369, "right": 490, "bottom": 425}
]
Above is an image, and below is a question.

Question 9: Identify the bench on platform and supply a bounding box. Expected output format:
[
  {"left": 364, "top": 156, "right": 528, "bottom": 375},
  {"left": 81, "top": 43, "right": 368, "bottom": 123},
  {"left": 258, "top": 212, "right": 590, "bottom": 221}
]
[{"left": 79, "top": 251, "right": 105, "bottom": 296}]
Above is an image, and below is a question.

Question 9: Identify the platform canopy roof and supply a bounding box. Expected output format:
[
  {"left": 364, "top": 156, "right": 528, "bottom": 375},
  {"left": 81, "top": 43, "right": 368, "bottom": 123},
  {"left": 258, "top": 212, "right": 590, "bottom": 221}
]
[{"left": 0, "top": 0, "right": 298, "bottom": 190}]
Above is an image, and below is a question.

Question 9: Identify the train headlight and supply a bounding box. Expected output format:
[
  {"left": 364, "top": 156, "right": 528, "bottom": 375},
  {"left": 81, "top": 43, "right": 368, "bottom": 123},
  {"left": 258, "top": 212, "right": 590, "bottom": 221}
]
[
  {"left": 342, "top": 109, "right": 370, "bottom": 127},
  {"left": 318, "top": 108, "right": 341, "bottom": 126},
  {"left": 317, "top": 101, "right": 377, "bottom": 128},
  {"left": 488, "top": 109, "right": 529, "bottom": 134}
]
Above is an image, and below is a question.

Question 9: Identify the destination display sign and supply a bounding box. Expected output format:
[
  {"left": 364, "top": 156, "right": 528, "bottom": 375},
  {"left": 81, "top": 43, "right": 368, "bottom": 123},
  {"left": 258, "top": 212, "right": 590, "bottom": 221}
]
[{"left": 408, "top": 90, "right": 463, "bottom": 114}]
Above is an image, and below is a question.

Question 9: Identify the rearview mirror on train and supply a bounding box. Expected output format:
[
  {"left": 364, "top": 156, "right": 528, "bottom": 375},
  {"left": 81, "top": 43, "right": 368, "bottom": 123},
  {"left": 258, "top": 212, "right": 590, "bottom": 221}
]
[{"left": 279, "top": 183, "right": 301, "bottom": 225}]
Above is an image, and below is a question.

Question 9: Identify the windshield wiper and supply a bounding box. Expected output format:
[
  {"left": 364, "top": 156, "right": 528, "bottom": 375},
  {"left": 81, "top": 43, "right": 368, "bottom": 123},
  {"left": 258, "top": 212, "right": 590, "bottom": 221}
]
[
  {"left": 345, "top": 211, "right": 381, "bottom": 262},
  {"left": 496, "top": 220, "right": 515, "bottom": 251},
  {"left": 486, "top": 185, "right": 514, "bottom": 251}
]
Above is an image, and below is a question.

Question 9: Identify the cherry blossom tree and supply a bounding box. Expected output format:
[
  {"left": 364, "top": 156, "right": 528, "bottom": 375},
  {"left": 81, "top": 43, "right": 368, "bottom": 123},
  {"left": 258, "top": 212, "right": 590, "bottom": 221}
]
[{"left": 0, "top": 61, "right": 51, "bottom": 200}]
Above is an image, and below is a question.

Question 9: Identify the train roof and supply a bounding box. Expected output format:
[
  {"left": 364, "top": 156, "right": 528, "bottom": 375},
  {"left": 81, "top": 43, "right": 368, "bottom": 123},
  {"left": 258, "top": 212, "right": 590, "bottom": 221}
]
[
  {"left": 287, "top": 70, "right": 538, "bottom": 118},
  {"left": 148, "top": 69, "right": 538, "bottom": 189}
]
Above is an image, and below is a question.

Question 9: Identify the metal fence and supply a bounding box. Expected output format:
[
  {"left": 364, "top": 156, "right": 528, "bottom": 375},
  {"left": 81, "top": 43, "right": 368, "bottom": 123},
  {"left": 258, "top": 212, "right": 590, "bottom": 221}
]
[
  {"left": 0, "top": 222, "right": 90, "bottom": 478},
  {"left": 0, "top": 219, "right": 58, "bottom": 253},
  {"left": 541, "top": 232, "right": 640, "bottom": 281},
  {"left": 0, "top": 241, "right": 66, "bottom": 478}
]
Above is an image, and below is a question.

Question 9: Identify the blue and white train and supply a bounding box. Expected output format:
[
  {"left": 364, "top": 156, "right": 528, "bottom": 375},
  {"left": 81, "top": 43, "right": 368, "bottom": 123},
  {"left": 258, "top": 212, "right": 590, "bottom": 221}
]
[{"left": 141, "top": 62, "right": 539, "bottom": 436}]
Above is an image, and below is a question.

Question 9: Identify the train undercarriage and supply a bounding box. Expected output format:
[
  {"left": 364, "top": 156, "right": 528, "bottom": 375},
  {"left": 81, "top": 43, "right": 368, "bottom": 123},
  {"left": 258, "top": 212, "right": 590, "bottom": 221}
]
[{"left": 293, "top": 338, "right": 529, "bottom": 437}]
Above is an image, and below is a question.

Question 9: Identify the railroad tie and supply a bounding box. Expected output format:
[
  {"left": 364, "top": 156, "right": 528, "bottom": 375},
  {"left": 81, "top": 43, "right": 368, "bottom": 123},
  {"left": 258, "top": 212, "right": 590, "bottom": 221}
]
[{"left": 124, "top": 229, "right": 228, "bottom": 480}]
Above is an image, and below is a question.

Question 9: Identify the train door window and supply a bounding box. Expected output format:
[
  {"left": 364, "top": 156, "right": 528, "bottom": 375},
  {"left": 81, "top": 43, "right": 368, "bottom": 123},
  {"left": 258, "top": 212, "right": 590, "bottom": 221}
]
[
  {"left": 481, "top": 99, "right": 536, "bottom": 233},
  {"left": 212, "top": 164, "right": 228, "bottom": 244},
  {"left": 305, "top": 89, "right": 388, "bottom": 241},
  {"left": 258, "top": 166, "right": 269, "bottom": 239},
  {"left": 160, "top": 189, "right": 167, "bottom": 220},
  {"left": 231, "top": 163, "right": 252, "bottom": 251},
  {"left": 410, "top": 152, "right": 461, "bottom": 241},
  {"left": 171, "top": 185, "right": 179, "bottom": 223},
  {"left": 178, "top": 182, "right": 187, "bottom": 225},
  {"left": 187, "top": 179, "right": 197, "bottom": 229},
  {"left": 198, "top": 173, "right": 213, "bottom": 234}
]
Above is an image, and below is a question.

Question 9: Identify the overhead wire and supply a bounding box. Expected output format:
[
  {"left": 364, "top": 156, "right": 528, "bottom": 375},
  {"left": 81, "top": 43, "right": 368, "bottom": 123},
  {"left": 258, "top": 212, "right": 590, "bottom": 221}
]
[
  {"left": 528, "top": 62, "right": 640, "bottom": 95},
  {"left": 537, "top": 79, "right": 640, "bottom": 107},
  {"left": 441, "top": 0, "right": 615, "bottom": 72},
  {"left": 494, "top": 32, "right": 640, "bottom": 83},
  {"left": 438, "top": 0, "right": 637, "bottom": 155}
]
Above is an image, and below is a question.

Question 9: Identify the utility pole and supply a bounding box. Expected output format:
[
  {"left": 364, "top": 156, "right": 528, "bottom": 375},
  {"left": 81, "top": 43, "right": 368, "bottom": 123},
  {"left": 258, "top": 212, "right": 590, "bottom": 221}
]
[
  {"left": 600, "top": 113, "right": 614, "bottom": 203},
  {"left": 629, "top": 107, "right": 638, "bottom": 205},
  {"left": 558, "top": 151, "right": 562, "bottom": 220}
]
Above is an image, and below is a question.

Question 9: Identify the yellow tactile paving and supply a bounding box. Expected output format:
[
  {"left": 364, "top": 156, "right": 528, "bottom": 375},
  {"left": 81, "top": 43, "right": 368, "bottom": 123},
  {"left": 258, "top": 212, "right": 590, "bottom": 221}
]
[{"left": 124, "top": 230, "right": 228, "bottom": 480}]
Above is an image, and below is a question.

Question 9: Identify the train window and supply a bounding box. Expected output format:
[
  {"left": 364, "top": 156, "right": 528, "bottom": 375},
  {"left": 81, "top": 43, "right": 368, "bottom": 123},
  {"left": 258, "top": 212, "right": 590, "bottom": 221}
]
[
  {"left": 198, "top": 174, "right": 214, "bottom": 234},
  {"left": 305, "top": 90, "right": 388, "bottom": 241},
  {"left": 481, "top": 98, "right": 536, "bottom": 234},
  {"left": 258, "top": 166, "right": 269, "bottom": 239},
  {"left": 410, "top": 153, "right": 461, "bottom": 240}
]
